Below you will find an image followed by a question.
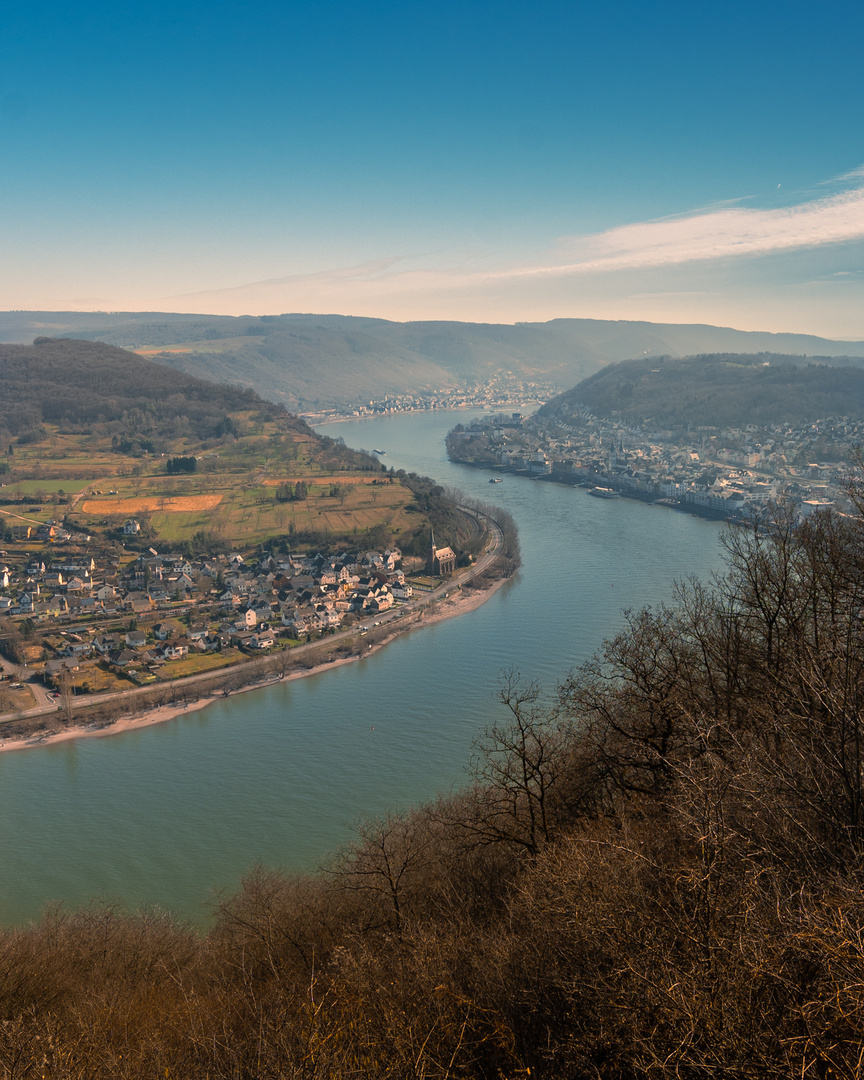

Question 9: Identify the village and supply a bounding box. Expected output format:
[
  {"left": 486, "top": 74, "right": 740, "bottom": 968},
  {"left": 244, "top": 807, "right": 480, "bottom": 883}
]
[
  {"left": 0, "top": 524, "right": 461, "bottom": 711},
  {"left": 446, "top": 406, "right": 864, "bottom": 520},
  {"left": 303, "top": 372, "right": 559, "bottom": 423}
]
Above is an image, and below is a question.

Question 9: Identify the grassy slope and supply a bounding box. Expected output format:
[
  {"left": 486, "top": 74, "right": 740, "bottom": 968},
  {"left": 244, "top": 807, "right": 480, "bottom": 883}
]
[{"left": 0, "top": 339, "right": 423, "bottom": 551}]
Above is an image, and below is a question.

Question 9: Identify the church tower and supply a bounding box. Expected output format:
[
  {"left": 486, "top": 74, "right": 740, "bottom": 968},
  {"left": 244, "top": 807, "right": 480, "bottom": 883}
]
[{"left": 426, "top": 527, "right": 437, "bottom": 575}]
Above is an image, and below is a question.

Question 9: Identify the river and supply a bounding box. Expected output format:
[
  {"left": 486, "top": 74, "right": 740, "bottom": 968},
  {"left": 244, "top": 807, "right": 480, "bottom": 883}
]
[{"left": 0, "top": 410, "right": 726, "bottom": 926}]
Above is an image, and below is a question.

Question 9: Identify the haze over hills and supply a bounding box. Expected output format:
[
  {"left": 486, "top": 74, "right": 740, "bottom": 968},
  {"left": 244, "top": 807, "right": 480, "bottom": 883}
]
[
  {"left": 2, "top": 311, "right": 864, "bottom": 412},
  {"left": 538, "top": 352, "right": 864, "bottom": 430}
]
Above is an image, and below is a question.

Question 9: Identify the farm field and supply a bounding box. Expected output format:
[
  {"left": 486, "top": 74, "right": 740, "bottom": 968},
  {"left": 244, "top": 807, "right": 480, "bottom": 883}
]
[
  {"left": 135, "top": 335, "right": 266, "bottom": 356},
  {"left": 73, "top": 468, "right": 417, "bottom": 547},
  {"left": 4, "top": 478, "right": 93, "bottom": 495},
  {"left": 1, "top": 418, "right": 424, "bottom": 554}
]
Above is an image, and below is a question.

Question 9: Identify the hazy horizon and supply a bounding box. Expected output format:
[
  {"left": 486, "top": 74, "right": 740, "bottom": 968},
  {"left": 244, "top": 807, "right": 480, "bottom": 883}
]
[{"left": 4, "top": 0, "right": 863, "bottom": 337}]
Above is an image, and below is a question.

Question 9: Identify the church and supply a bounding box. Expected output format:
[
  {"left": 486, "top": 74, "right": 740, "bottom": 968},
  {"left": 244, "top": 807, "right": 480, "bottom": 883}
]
[{"left": 426, "top": 529, "right": 456, "bottom": 576}]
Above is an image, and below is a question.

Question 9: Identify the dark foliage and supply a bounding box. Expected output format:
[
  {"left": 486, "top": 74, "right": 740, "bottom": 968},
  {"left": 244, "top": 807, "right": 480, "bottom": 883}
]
[
  {"left": 392, "top": 470, "right": 477, "bottom": 557},
  {"left": 275, "top": 480, "right": 307, "bottom": 501},
  {"left": 165, "top": 455, "right": 197, "bottom": 474},
  {"left": 540, "top": 351, "right": 864, "bottom": 428},
  {"left": 0, "top": 338, "right": 310, "bottom": 445}
]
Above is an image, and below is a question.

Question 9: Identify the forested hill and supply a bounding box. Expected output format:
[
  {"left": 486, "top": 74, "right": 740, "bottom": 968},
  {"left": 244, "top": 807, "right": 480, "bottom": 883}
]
[
  {"left": 537, "top": 352, "right": 864, "bottom": 429},
  {"left": 3, "top": 312, "right": 864, "bottom": 410},
  {"left": 0, "top": 337, "right": 307, "bottom": 442}
]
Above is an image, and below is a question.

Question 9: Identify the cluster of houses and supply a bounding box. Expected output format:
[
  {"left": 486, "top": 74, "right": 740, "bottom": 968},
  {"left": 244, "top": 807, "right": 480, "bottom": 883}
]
[
  {"left": 448, "top": 409, "right": 862, "bottom": 520},
  {"left": 2, "top": 543, "right": 416, "bottom": 685},
  {"left": 3, "top": 519, "right": 75, "bottom": 544},
  {"left": 310, "top": 374, "right": 557, "bottom": 423}
]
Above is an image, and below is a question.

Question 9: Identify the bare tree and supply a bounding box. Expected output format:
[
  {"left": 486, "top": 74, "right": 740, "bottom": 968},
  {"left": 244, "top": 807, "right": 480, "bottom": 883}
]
[
  {"left": 451, "top": 672, "right": 583, "bottom": 858},
  {"left": 330, "top": 812, "right": 431, "bottom": 940}
]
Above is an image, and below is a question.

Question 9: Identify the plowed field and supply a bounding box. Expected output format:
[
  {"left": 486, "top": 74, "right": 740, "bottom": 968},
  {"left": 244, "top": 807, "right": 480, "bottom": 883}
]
[{"left": 81, "top": 494, "right": 223, "bottom": 514}]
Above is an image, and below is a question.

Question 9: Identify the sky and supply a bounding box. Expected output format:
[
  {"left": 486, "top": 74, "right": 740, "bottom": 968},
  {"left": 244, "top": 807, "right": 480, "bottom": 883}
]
[{"left": 2, "top": 0, "right": 864, "bottom": 337}]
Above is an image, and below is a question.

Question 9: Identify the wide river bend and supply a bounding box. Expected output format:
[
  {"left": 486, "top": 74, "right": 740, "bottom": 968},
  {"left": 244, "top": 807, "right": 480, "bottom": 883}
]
[{"left": 0, "top": 411, "right": 725, "bottom": 926}]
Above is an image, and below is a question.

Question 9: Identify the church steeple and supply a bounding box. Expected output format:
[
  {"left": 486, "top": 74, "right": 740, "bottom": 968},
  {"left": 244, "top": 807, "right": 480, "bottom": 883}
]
[{"left": 426, "top": 527, "right": 436, "bottom": 574}]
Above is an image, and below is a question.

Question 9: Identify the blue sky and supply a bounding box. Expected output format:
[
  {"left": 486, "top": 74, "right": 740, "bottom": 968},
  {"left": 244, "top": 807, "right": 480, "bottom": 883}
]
[{"left": 2, "top": 0, "right": 863, "bottom": 335}]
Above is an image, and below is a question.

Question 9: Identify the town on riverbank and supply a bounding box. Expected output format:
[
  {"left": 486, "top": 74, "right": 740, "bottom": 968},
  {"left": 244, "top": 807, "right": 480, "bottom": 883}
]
[
  {"left": 0, "top": 338, "right": 523, "bottom": 743},
  {"left": 298, "top": 374, "right": 559, "bottom": 425},
  {"left": 445, "top": 353, "right": 864, "bottom": 521},
  {"left": 0, "top": 505, "right": 513, "bottom": 748},
  {"left": 447, "top": 406, "right": 863, "bottom": 521}
]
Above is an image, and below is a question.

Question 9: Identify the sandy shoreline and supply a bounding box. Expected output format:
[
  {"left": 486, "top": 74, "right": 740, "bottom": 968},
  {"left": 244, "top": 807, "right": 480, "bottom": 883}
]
[{"left": 0, "top": 576, "right": 509, "bottom": 755}]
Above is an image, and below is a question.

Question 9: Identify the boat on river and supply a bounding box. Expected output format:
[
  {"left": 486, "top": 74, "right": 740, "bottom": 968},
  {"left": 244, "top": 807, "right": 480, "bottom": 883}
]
[{"left": 588, "top": 486, "right": 620, "bottom": 499}]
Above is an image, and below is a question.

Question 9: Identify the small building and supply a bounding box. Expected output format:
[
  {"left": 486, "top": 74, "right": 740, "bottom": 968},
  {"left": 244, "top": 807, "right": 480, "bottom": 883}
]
[
  {"left": 94, "top": 633, "right": 120, "bottom": 654},
  {"left": 799, "top": 499, "right": 834, "bottom": 518}
]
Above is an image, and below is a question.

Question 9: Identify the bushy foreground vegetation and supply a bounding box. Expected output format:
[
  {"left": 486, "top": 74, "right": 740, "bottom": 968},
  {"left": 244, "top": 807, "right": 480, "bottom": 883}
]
[{"left": 4, "top": 500, "right": 864, "bottom": 1077}]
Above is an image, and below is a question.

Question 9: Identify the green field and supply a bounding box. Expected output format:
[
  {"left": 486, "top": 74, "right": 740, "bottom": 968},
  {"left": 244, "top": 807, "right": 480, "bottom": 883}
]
[
  {"left": 2, "top": 421, "right": 421, "bottom": 553},
  {"left": 5, "top": 478, "right": 94, "bottom": 495}
]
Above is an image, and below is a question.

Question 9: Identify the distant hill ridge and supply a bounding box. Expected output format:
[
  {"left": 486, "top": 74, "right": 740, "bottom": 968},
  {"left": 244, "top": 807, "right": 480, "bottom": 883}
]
[
  {"left": 0, "top": 337, "right": 305, "bottom": 443},
  {"left": 2, "top": 312, "right": 863, "bottom": 411},
  {"left": 538, "top": 353, "right": 864, "bottom": 429}
]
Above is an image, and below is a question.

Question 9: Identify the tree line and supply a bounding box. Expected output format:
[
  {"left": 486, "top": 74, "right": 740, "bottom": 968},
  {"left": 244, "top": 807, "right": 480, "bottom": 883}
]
[{"left": 542, "top": 351, "right": 864, "bottom": 429}]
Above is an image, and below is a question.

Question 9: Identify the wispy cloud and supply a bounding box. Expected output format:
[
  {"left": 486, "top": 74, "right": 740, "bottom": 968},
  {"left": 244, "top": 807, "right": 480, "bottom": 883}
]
[
  {"left": 152, "top": 169, "right": 864, "bottom": 324},
  {"left": 498, "top": 174, "right": 864, "bottom": 282}
]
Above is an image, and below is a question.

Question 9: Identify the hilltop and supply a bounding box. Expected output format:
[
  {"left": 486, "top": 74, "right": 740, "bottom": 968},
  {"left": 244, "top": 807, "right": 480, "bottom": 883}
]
[
  {"left": 3, "top": 312, "right": 864, "bottom": 411},
  {"left": 538, "top": 352, "right": 864, "bottom": 430},
  {"left": 0, "top": 337, "right": 295, "bottom": 446}
]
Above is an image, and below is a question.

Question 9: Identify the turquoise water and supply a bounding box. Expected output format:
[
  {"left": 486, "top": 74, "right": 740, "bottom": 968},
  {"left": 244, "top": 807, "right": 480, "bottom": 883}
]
[{"left": 0, "top": 411, "right": 726, "bottom": 926}]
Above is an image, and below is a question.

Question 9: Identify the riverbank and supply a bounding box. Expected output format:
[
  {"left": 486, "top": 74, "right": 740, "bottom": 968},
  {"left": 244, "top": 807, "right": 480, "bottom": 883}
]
[
  {"left": 448, "top": 456, "right": 749, "bottom": 524},
  {"left": 0, "top": 573, "right": 510, "bottom": 755}
]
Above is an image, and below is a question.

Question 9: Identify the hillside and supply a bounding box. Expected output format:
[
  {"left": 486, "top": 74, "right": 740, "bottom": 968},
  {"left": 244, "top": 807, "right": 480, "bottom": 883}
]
[
  {"left": 3, "top": 312, "right": 864, "bottom": 410},
  {"left": 0, "top": 337, "right": 294, "bottom": 445},
  {"left": 0, "top": 339, "right": 458, "bottom": 557},
  {"left": 538, "top": 352, "right": 864, "bottom": 429}
]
